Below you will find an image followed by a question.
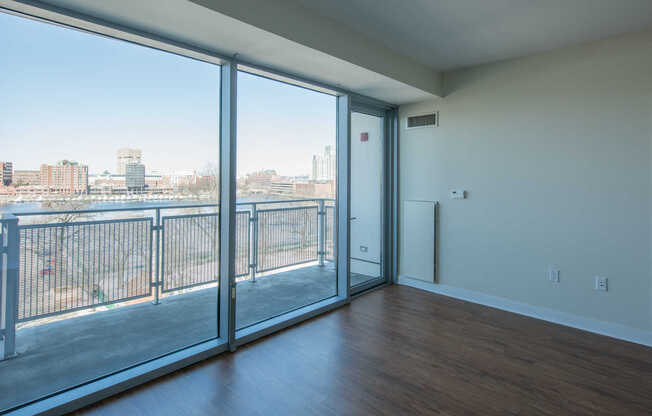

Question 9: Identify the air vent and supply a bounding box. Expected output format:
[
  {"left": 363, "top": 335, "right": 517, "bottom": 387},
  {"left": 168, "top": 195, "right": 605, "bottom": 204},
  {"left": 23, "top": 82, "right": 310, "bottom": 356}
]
[{"left": 406, "top": 112, "right": 439, "bottom": 129}]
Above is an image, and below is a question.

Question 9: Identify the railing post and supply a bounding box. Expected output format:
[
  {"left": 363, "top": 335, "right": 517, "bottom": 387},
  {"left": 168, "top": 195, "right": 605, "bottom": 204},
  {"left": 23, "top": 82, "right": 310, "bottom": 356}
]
[
  {"left": 1, "top": 215, "right": 19, "bottom": 360},
  {"left": 318, "top": 199, "right": 325, "bottom": 267},
  {"left": 250, "top": 203, "right": 257, "bottom": 282},
  {"left": 152, "top": 208, "right": 160, "bottom": 305}
]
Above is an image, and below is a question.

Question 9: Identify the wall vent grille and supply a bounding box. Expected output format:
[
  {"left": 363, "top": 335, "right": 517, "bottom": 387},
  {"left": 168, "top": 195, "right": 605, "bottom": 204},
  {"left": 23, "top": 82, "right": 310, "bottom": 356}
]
[{"left": 407, "top": 112, "right": 439, "bottom": 129}]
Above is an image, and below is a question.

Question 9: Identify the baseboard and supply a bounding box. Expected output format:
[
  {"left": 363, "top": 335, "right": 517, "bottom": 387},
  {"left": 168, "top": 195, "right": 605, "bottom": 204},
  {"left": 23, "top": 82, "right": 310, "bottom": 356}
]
[{"left": 397, "top": 275, "right": 652, "bottom": 347}]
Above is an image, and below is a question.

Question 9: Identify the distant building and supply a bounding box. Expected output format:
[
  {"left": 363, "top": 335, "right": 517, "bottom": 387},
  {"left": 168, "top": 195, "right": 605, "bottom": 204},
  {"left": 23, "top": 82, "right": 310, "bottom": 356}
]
[
  {"left": 311, "top": 145, "right": 336, "bottom": 181},
  {"left": 0, "top": 162, "right": 13, "bottom": 186},
  {"left": 295, "top": 181, "right": 335, "bottom": 198},
  {"left": 270, "top": 181, "right": 295, "bottom": 196},
  {"left": 0, "top": 186, "right": 16, "bottom": 195},
  {"left": 40, "top": 160, "right": 88, "bottom": 193},
  {"left": 116, "top": 148, "right": 142, "bottom": 175},
  {"left": 245, "top": 169, "right": 278, "bottom": 191},
  {"left": 89, "top": 173, "right": 170, "bottom": 195},
  {"left": 13, "top": 170, "right": 40, "bottom": 186},
  {"left": 170, "top": 170, "right": 198, "bottom": 187},
  {"left": 145, "top": 174, "right": 169, "bottom": 188},
  {"left": 125, "top": 162, "right": 146, "bottom": 191}
]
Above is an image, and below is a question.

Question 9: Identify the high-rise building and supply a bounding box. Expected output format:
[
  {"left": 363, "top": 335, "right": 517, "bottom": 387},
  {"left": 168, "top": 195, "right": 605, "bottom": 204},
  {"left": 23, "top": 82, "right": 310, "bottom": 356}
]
[
  {"left": 116, "top": 148, "right": 142, "bottom": 175},
  {"left": 40, "top": 160, "right": 89, "bottom": 193},
  {"left": 311, "top": 145, "right": 336, "bottom": 181},
  {"left": 125, "top": 162, "right": 146, "bottom": 190},
  {"left": 0, "top": 161, "right": 13, "bottom": 186}
]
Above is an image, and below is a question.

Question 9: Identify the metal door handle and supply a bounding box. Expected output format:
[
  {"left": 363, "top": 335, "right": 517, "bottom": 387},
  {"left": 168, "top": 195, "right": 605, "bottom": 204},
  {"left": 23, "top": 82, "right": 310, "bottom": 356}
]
[{"left": 350, "top": 217, "right": 357, "bottom": 220}]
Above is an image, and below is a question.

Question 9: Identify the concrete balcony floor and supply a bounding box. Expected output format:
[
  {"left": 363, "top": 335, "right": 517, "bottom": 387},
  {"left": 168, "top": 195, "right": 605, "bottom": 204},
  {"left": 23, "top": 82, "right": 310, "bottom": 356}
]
[{"left": 0, "top": 263, "right": 374, "bottom": 412}]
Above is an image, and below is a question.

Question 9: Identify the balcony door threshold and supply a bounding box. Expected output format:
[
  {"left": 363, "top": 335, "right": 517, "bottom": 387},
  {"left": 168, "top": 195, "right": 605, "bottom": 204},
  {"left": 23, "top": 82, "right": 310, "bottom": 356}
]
[
  {"left": 351, "top": 277, "right": 388, "bottom": 296},
  {"left": 8, "top": 338, "right": 229, "bottom": 416},
  {"left": 352, "top": 280, "right": 390, "bottom": 298},
  {"left": 235, "top": 295, "right": 348, "bottom": 347}
]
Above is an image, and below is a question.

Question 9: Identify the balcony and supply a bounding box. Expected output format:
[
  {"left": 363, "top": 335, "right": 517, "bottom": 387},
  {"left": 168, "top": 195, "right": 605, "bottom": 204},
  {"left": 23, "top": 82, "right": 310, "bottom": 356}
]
[{"left": 0, "top": 199, "right": 360, "bottom": 412}]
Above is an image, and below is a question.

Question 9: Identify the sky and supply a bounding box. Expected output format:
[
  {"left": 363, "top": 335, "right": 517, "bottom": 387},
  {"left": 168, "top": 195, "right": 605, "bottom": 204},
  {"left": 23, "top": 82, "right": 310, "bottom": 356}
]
[{"left": 0, "top": 11, "right": 336, "bottom": 177}]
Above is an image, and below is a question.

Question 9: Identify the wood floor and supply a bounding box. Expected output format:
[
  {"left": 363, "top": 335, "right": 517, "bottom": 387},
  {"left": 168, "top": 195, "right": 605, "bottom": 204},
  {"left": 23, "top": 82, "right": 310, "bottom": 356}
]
[{"left": 73, "top": 285, "right": 652, "bottom": 416}]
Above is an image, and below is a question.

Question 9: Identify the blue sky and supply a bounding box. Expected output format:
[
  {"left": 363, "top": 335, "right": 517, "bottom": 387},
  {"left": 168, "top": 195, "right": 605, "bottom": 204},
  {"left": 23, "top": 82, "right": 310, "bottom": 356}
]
[{"left": 0, "top": 12, "right": 336, "bottom": 177}]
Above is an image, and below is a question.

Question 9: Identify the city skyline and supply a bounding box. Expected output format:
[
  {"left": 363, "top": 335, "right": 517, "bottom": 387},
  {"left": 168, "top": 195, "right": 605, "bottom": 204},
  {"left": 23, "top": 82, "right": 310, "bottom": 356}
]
[
  {"left": 1, "top": 12, "right": 336, "bottom": 178},
  {"left": 0, "top": 142, "right": 336, "bottom": 200},
  {"left": 1, "top": 142, "right": 334, "bottom": 179}
]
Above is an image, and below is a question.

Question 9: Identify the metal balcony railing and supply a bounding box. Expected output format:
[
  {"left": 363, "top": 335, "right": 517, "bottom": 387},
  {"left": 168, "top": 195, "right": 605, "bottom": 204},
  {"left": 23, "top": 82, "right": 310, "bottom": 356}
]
[{"left": 0, "top": 198, "right": 336, "bottom": 360}]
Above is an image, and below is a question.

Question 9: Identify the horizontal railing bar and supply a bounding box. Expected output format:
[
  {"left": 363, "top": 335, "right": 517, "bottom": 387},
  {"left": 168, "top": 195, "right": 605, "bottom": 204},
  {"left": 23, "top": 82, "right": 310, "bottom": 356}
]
[
  {"left": 7, "top": 199, "right": 336, "bottom": 216},
  {"left": 160, "top": 212, "right": 220, "bottom": 221},
  {"left": 9, "top": 203, "right": 220, "bottom": 217},
  {"left": 18, "top": 216, "right": 153, "bottom": 229},
  {"left": 256, "top": 205, "right": 319, "bottom": 214},
  {"left": 236, "top": 198, "right": 334, "bottom": 206},
  {"left": 161, "top": 279, "right": 218, "bottom": 294}
]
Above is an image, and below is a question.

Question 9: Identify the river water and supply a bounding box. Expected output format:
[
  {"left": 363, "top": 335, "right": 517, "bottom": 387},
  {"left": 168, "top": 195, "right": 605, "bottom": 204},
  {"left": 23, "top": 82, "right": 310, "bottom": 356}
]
[
  {"left": 0, "top": 195, "right": 294, "bottom": 224},
  {"left": 0, "top": 195, "right": 283, "bottom": 214}
]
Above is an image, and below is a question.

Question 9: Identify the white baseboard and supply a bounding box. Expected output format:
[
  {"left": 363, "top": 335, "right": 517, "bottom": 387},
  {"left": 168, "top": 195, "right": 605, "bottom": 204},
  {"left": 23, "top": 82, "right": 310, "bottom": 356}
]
[{"left": 397, "top": 275, "right": 652, "bottom": 347}]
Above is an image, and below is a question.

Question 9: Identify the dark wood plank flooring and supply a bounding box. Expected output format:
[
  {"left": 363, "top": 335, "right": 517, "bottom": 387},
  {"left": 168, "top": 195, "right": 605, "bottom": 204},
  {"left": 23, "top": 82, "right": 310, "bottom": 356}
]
[{"left": 73, "top": 285, "right": 652, "bottom": 416}]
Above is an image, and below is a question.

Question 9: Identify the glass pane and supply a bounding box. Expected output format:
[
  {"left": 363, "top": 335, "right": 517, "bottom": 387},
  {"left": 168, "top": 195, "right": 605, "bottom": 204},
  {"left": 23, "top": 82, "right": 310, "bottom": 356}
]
[
  {"left": 350, "top": 112, "right": 384, "bottom": 287},
  {"left": 0, "top": 12, "right": 220, "bottom": 412},
  {"left": 235, "top": 71, "right": 337, "bottom": 331}
]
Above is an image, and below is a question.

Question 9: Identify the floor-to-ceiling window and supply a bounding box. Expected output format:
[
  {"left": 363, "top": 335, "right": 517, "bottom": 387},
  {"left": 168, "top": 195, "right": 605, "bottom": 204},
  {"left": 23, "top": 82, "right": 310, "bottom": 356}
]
[
  {"left": 0, "top": 12, "right": 221, "bottom": 412},
  {"left": 235, "top": 70, "right": 338, "bottom": 331},
  {"left": 0, "top": 4, "right": 395, "bottom": 413}
]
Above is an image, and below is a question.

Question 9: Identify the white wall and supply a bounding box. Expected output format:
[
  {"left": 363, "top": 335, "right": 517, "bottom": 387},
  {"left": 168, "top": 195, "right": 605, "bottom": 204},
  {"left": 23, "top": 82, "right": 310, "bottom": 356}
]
[{"left": 398, "top": 29, "right": 652, "bottom": 336}]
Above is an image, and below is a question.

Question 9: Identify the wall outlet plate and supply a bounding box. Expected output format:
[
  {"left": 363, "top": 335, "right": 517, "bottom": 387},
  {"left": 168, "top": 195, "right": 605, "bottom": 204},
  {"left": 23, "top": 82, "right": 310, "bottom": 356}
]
[
  {"left": 594, "top": 276, "right": 608, "bottom": 291},
  {"left": 548, "top": 266, "right": 560, "bottom": 283}
]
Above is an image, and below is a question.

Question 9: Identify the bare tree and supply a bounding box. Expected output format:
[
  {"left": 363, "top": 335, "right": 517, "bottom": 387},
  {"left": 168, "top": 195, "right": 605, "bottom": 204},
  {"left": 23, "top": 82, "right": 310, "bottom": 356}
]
[{"left": 42, "top": 197, "right": 89, "bottom": 224}]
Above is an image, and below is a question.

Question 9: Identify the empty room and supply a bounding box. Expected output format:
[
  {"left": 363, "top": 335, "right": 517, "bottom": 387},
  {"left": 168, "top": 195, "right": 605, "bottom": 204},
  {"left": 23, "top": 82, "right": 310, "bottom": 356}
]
[{"left": 0, "top": 1, "right": 651, "bottom": 415}]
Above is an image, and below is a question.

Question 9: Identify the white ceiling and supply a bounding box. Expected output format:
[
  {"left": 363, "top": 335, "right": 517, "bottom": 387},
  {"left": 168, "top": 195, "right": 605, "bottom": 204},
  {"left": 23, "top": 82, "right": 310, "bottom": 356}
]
[
  {"left": 3, "top": 0, "right": 652, "bottom": 104},
  {"left": 1, "top": 0, "right": 437, "bottom": 104},
  {"left": 294, "top": 0, "right": 652, "bottom": 71}
]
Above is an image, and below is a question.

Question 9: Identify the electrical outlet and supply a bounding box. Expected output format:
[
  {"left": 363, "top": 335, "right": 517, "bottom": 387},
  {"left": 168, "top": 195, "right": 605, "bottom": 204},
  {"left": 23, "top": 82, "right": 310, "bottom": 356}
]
[
  {"left": 548, "top": 266, "right": 560, "bottom": 283},
  {"left": 594, "top": 276, "right": 608, "bottom": 291},
  {"left": 359, "top": 245, "right": 368, "bottom": 253}
]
